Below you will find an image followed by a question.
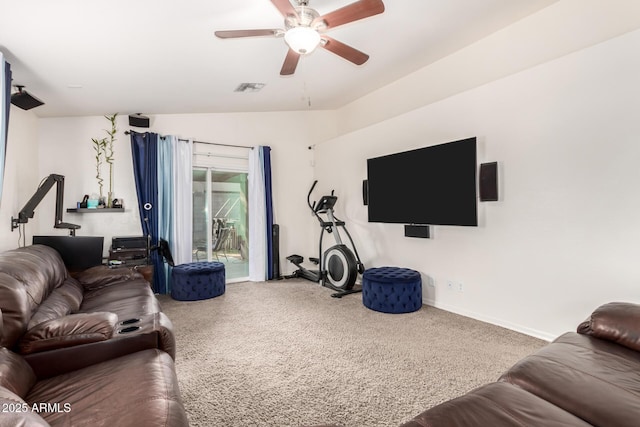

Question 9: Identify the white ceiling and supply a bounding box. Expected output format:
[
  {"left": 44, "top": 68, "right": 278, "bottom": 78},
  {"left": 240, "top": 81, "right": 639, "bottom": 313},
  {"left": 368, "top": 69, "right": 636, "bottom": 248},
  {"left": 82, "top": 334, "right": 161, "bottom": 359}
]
[{"left": 1, "top": 0, "right": 557, "bottom": 118}]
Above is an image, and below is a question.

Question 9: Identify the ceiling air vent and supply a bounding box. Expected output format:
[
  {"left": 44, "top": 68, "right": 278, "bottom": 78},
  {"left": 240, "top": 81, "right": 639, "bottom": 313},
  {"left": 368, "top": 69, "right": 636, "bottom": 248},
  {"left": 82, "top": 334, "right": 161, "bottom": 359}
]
[{"left": 234, "top": 83, "right": 266, "bottom": 93}]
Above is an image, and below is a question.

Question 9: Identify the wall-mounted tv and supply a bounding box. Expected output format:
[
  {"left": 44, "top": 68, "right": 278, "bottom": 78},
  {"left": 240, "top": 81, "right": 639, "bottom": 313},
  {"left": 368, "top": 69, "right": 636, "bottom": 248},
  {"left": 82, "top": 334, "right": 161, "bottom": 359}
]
[{"left": 367, "top": 137, "right": 477, "bottom": 226}]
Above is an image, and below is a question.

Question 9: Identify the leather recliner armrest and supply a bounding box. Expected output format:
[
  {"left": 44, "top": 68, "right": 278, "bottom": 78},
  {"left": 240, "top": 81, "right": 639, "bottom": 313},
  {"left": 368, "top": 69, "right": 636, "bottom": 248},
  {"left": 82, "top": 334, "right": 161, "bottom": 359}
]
[
  {"left": 19, "top": 312, "right": 118, "bottom": 354},
  {"left": 577, "top": 302, "right": 640, "bottom": 352},
  {"left": 24, "top": 313, "right": 176, "bottom": 378},
  {"left": 155, "top": 312, "right": 176, "bottom": 360}
]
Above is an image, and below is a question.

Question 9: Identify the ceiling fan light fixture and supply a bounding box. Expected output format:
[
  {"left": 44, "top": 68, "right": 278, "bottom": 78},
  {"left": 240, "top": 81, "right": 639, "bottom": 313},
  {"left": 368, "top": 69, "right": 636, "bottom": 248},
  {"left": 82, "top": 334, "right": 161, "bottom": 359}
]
[{"left": 284, "top": 26, "right": 321, "bottom": 54}]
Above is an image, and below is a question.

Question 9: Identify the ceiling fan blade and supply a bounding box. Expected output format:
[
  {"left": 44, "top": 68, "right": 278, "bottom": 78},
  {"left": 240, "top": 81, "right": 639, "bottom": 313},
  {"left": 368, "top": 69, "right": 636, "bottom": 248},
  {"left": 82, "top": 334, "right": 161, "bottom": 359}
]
[
  {"left": 215, "top": 29, "right": 280, "bottom": 39},
  {"left": 280, "top": 49, "right": 301, "bottom": 75},
  {"left": 321, "top": 36, "right": 369, "bottom": 65},
  {"left": 271, "top": 0, "right": 298, "bottom": 18},
  {"left": 314, "top": 0, "right": 384, "bottom": 30}
]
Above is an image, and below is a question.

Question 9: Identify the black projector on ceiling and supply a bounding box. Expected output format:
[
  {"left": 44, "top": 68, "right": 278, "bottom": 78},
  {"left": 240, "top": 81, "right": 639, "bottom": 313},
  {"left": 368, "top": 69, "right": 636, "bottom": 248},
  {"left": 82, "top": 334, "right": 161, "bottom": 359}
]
[{"left": 11, "top": 87, "right": 44, "bottom": 110}]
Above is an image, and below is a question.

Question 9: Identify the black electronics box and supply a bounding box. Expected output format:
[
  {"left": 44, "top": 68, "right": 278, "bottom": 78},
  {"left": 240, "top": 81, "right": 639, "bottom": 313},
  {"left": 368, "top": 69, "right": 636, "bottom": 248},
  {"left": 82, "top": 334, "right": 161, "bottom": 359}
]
[
  {"left": 109, "top": 248, "right": 147, "bottom": 262},
  {"left": 112, "top": 236, "right": 148, "bottom": 250},
  {"left": 404, "top": 225, "right": 430, "bottom": 239}
]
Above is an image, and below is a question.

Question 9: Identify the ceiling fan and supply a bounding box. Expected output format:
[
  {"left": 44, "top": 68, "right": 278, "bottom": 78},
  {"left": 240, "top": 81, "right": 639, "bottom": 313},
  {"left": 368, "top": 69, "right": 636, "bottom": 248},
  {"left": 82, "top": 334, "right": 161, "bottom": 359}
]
[{"left": 215, "top": 0, "right": 385, "bottom": 76}]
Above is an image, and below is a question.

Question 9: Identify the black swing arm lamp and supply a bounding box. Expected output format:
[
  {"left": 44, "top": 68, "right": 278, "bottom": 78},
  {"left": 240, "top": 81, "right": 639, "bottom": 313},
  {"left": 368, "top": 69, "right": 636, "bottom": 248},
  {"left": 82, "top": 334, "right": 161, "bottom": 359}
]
[{"left": 11, "top": 174, "right": 80, "bottom": 235}]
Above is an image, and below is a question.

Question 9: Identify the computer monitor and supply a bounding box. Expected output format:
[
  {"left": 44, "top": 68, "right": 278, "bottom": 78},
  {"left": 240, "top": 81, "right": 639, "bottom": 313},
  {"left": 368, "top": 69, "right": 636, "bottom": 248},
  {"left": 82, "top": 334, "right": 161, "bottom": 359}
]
[{"left": 33, "top": 236, "right": 104, "bottom": 272}]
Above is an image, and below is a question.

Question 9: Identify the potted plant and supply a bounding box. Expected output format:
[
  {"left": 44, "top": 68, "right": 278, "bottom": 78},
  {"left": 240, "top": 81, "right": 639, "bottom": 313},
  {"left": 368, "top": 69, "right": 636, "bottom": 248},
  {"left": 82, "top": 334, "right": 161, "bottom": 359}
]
[{"left": 92, "top": 113, "right": 118, "bottom": 207}]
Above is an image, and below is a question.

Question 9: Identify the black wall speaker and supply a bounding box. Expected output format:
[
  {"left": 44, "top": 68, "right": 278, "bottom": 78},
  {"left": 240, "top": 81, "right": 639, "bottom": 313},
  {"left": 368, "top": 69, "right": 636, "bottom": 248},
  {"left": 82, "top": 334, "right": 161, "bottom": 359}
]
[
  {"left": 129, "top": 114, "right": 150, "bottom": 128},
  {"left": 11, "top": 90, "right": 44, "bottom": 110},
  {"left": 404, "top": 224, "right": 430, "bottom": 239},
  {"left": 479, "top": 162, "right": 498, "bottom": 202},
  {"left": 362, "top": 179, "right": 369, "bottom": 205}
]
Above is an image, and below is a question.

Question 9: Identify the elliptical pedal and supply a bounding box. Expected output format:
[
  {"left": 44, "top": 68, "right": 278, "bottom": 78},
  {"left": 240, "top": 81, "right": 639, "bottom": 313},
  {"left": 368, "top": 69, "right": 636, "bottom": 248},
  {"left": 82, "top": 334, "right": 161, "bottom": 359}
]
[{"left": 309, "top": 257, "right": 319, "bottom": 265}]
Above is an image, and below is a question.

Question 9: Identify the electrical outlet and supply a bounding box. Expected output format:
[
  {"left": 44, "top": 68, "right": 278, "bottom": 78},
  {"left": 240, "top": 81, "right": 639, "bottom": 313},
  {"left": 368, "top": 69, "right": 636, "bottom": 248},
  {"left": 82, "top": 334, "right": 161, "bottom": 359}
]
[
  {"left": 426, "top": 277, "right": 435, "bottom": 288},
  {"left": 458, "top": 282, "right": 464, "bottom": 292}
]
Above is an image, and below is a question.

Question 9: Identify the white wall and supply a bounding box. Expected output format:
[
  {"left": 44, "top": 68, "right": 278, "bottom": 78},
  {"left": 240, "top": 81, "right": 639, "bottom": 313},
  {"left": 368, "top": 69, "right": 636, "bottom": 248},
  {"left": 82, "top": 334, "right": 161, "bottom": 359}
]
[
  {"left": 337, "top": 0, "right": 640, "bottom": 135},
  {"left": 0, "top": 107, "right": 40, "bottom": 252},
  {"left": 34, "top": 115, "right": 141, "bottom": 257},
  {"left": 33, "top": 111, "right": 336, "bottom": 263},
  {"left": 314, "top": 27, "right": 640, "bottom": 341}
]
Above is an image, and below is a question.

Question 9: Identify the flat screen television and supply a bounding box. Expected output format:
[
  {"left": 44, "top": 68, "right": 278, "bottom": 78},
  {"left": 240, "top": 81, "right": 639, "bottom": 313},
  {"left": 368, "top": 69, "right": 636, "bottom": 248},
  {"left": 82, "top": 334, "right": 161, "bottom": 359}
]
[{"left": 367, "top": 137, "right": 477, "bottom": 226}]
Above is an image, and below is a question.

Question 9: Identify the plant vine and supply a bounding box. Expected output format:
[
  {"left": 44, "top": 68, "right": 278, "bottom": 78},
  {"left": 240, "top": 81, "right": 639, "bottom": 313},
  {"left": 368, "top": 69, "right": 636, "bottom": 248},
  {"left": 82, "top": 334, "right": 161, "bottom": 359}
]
[
  {"left": 104, "top": 113, "right": 118, "bottom": 197},
  {"left": 92, "top": 137, "right": 107, "bottom": 198}
]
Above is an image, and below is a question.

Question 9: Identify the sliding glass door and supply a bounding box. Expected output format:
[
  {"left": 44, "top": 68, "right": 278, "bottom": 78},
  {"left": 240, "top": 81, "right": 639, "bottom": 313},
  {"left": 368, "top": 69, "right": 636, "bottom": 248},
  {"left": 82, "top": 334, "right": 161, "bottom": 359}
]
[{"left": 192, "top": 168, "right": 249, "bottom": 282}]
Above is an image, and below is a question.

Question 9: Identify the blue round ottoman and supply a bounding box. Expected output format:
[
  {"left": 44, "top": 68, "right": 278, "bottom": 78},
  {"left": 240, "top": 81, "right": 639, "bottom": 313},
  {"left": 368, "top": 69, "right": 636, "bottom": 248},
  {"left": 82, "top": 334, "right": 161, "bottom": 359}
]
[
  {"left": 362, "top": 267, "right": 422, "bottom": 313},
  {"left": 171, "top": 262, "right": 225, "bottom": 301}
]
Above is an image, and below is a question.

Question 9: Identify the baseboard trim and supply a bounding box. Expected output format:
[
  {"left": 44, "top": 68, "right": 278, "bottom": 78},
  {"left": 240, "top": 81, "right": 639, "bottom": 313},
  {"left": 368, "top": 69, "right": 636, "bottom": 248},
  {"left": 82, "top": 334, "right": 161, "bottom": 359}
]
[{"left": 424, "top": 299, "right": 556, "bottom": 342}]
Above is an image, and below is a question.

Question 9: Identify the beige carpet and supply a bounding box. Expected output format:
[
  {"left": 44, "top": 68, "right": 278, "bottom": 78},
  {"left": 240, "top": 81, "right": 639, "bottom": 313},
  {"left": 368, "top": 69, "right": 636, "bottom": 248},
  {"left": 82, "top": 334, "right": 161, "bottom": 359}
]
[{"left": 158, "top": 280, "right": 545, "bottom": 427}]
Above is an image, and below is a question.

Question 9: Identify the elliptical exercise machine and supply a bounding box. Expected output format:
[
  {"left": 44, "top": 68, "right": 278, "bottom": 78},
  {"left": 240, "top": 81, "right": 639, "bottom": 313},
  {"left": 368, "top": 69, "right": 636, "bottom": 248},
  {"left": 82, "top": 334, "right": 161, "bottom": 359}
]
[{"left": 285, "top": 180, "right": 365, "bottom": 298}]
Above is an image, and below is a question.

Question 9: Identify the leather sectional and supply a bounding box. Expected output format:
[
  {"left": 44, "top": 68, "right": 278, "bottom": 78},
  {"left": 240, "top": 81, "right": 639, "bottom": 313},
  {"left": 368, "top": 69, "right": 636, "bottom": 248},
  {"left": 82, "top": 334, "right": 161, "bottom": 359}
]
[
  {"left": 401, "top": 302, "right": 640, "bottom": 426},
  {"left": 0, "top": 244, "right": 188, "bottom": 426}
]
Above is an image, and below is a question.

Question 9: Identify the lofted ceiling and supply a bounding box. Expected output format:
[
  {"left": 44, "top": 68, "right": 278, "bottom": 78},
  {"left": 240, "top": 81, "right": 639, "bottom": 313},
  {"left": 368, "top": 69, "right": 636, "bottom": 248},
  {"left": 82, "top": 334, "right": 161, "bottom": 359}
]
[{"left": 1, "top": 0, "right": 557, "bottom": 118}]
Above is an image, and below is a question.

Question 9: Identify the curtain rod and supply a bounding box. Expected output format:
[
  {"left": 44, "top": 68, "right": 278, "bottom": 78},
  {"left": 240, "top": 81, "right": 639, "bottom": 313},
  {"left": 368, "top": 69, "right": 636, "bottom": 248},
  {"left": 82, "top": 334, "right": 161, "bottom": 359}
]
[
  {"left": 124, "top": 130, "right": 253, "bottom": 150},
  {"left": 177, "top": 138, "right": 253, "bottom": 150}
]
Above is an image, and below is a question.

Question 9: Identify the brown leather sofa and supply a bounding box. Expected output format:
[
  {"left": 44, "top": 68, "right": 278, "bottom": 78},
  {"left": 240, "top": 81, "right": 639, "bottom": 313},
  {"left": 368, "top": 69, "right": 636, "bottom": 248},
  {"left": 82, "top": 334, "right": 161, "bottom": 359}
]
[
  {"left": 0, "top": 245, "right": 175, "bottom": 376},
  {"left": 401, "top": 302, "right": 640, "bottom": 427},
  {"left": 0, "top": 344, "right": 188, "bottom": 426},
  {"left": 0, "top": 244, "right": 189, "bottom": 426}
]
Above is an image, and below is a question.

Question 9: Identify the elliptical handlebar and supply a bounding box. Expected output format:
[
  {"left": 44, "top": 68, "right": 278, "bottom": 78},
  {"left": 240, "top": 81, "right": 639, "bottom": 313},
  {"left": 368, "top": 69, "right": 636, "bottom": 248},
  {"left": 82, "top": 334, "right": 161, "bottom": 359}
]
[
  {"left": 307, "top": 180, "right": 339, "bottom": 230},
  {"left": 307, "top": 180, "right": 318, "bottom": 211},
  {"left": 308, "top": 180, "right": 326, "bottom": 227}
]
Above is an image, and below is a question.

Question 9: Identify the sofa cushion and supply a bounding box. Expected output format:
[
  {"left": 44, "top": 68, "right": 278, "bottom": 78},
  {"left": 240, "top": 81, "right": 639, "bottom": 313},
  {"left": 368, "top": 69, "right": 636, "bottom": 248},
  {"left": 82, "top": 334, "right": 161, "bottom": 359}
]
[
  {"left": 19, "top": 312, "right": 118, "bottom": 355},
  {"left": 80, "top": 279, "right": 160, "bottom": 319},
  {"left": 28, "top": 290, "right": 73, "bottom": 331},
  {"left": 28, "top": 278, "right": 85, "bottom": 330},
  {"left": 577, "top": 301, "right": 640, "bottom": 352},
  {"left": 26, "top": 349, "right": 188, "bottom": 426},
  {"left": 499, "top": 332, "right": 640, "bottom": 427},
  {"left": 400, "top": 382, "right": 592, "bottom": 427},
  {"left": 74, "top": 265, "right": 144, "bottom": 291},
  {"left": 0, "top": 245, "right": 69, "bottom": 347},
  {"left": 55, "top": 278, "right": 84, "bottom": 310},
  {"left": 0, "top": 245, "right": 67, "bottom": 301},
  {"left": 0, "top": 272, "right": 30, "bottom": 347},
  {"left": 0, "top": 347, "right": 37, "bottom": 398},
  {"left": 0, "top": 388, "right": 49, "bottom": 426}
]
